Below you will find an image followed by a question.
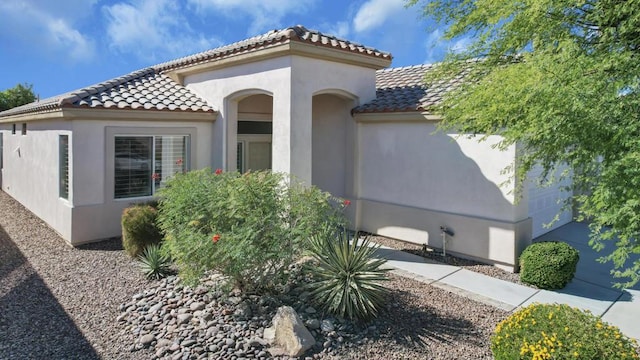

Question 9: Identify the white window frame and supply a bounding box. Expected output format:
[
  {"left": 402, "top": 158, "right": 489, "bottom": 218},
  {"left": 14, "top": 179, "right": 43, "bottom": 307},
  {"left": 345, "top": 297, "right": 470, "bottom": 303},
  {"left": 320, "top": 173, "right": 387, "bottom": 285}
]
[
  {"left": 114, "top": 134, "right": 190, "bottom": 199},
  {"left": 59, "top": 134, "right": 69, "bottom": 200},
  {"left": 108, "top": 127, "right": 195, "bottom": 200}
]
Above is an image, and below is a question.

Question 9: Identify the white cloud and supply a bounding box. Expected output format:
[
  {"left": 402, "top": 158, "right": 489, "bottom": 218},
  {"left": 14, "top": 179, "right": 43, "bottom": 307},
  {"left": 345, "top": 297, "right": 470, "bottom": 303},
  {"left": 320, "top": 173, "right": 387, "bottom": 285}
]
[
  {"left": 103, "top": 0, "right": 221, "bottom": 63},
  {"left": 0, "top": 1, "right": 95, "bottom": 61},
  {"left": 323, "top": 21, "right": 351, "bottom": 38},
  {"left": 352, "top": 0, "right": 405, "bottom": 33},
  {"left": 48, "top": 19, "right": 95, "bottom": 61},
  {"left": 451, "top": 36, "right": 473, "bottom": 53},
  {"left": 187, "top": 0, "right": 316, "bottom": 35},
  {"left": 423, "top": 28, "right": 473, "bottom": 63}
]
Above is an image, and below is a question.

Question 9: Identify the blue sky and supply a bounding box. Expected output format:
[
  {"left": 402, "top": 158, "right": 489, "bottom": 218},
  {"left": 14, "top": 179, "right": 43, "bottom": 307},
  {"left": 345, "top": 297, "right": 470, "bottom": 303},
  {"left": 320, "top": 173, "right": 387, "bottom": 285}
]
[{"left": 0, "top": 0, "right": 468, "bottom": 99}]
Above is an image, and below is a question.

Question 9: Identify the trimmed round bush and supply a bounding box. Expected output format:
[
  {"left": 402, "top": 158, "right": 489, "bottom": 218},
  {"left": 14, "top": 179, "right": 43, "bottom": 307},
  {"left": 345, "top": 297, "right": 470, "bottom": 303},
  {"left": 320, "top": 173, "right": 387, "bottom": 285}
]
[
  {"left": 492, "top": 303, "right": 639, "bottom": 360},
  {"left": 519, "top": 241, "right": 579, "bottom": 289},
  {"left": 122, "top": 204, "right": 163, "bottom": 258}
]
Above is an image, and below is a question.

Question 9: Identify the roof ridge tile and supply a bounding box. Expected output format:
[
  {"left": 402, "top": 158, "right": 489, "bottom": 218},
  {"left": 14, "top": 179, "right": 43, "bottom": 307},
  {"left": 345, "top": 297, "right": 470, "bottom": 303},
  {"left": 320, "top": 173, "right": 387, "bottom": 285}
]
[{"left": 153, "top": 24, "right": 390, "bottom": 73}]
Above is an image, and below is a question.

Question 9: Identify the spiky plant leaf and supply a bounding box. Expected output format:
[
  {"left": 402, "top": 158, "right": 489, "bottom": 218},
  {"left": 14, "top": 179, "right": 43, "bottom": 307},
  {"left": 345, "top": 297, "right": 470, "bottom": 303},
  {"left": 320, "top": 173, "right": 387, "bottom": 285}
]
[
  {"left": 137, "top": 243, "right": 172, "bottom": 280},
  {"left": 306, "top": 231, "right": 390, "bottom": 321}
]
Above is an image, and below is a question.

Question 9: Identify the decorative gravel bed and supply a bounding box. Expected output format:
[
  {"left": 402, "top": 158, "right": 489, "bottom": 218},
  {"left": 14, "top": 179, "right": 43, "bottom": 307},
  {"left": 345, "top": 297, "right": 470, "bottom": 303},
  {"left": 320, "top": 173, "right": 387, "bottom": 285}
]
[
  {"left": 0, "top": 190, "right": 507, "bottom": 359},
  {"left": 0, "top": 191, "right": 146, "bottom": 360},
  {"left": 369, "top": 234, "right": 529, "bottom": 286},
  {"left": 117, "top": 268, "right": 505, "bottom": 360}
]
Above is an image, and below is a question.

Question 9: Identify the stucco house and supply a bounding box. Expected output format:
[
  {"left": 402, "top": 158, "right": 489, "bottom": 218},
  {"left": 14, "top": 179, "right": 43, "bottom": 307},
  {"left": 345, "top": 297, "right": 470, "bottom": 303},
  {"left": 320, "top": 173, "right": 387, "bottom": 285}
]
[{"left": 0, "top": 25, "right": 571, "bottom": 271}]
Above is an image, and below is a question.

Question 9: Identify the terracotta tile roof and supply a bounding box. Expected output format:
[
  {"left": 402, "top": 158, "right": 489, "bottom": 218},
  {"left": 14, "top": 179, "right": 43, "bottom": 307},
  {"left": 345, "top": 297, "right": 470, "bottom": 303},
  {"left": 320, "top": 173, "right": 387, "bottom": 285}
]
[
  {"left": 0, "top": 68, "right": 214, "bottom": 118},
  {"left": 155, "top": 25, "right": 391, "bottom": 72},
  {"left": 354, "top": 64, "right": 467, "bottom": 114}
]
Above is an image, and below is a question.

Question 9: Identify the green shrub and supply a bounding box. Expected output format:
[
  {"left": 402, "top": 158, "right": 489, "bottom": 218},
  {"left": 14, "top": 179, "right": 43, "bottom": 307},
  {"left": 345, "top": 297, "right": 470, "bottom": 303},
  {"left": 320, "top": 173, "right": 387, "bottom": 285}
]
[
  {"left": 306, "top": 231, "right": 389, "bottom": 321},
  {"left": 519, "top": 241, "right": 579, "bottom": 289},
  {"left": 492, "top": 303, "right": 639, "bottom": 360},
  {"left": 121, "top": 204, "right": 163, "bottom": 258},
  {"left": 156, "top": 169, "right": 348, "bottom": 291},
  {"left": 138, "top": 243, "right": 172, "bottom": 280}
]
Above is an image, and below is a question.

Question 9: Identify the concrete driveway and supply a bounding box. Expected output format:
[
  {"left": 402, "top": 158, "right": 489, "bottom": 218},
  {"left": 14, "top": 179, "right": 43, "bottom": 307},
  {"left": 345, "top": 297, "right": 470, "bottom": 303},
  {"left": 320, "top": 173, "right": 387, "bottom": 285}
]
[{"left": 533, "top": 222, "right": 640, "bottom": 339}]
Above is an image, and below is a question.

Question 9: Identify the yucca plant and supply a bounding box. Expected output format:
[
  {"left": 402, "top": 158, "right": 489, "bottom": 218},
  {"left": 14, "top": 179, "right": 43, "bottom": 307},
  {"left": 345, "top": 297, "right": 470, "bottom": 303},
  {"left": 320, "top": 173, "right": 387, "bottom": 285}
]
[
  {"left": 137, "top": 243, "right": 172, "bottom": 280},
  {"left": 306, "top": 230, "right": 390, "bottom": 321}
]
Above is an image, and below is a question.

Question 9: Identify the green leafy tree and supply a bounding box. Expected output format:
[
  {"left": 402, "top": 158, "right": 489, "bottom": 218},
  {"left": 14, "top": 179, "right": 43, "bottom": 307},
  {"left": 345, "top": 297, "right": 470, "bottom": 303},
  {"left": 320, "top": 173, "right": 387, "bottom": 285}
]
[
  {"left": 0, "top": 83, "right": 37, "bottom": 111},
  {"left": 407, "top": 0, "right": 640, "bottom": 287}
]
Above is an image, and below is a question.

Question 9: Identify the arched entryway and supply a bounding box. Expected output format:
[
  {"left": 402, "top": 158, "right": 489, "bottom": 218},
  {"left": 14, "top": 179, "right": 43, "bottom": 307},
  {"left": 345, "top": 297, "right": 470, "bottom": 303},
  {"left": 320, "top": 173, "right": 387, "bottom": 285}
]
[
  {"left": 237, "top": 94, "right": 273, "bottom": 172},
  {"left": 226, "top": 91, "right": 273, "bottom": 173}
]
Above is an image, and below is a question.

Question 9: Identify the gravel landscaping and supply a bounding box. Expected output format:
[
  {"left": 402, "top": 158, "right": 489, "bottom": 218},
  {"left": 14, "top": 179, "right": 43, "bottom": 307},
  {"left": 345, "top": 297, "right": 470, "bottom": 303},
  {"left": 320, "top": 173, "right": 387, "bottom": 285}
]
[{"left": 0, "top": 190, "right": 508, "bottom": 359}]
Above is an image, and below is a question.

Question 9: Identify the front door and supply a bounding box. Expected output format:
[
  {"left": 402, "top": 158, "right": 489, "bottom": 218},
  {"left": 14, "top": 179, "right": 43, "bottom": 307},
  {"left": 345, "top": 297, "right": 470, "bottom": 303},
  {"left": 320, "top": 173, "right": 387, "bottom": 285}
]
[{"left": 237, "top": 134, "right": 272, "bottom": 173}]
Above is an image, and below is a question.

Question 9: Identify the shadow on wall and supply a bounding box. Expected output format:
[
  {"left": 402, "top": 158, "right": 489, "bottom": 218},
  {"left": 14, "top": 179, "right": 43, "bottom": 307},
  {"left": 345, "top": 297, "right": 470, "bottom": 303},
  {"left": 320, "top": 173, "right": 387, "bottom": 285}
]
[
  {"left": 0, "top": 225, "right": 99, "bottom": 360},
  {"left": 358, "top": 122, "right": 530, "bottom": 268}
]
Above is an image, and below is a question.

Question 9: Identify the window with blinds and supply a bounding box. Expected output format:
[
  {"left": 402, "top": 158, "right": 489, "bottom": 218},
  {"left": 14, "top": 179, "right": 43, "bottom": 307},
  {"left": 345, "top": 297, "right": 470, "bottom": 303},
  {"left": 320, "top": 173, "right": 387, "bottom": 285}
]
[
  {"left": 59, "top": 135, "right": 69, "bottom": 199},
  {"left": 114, "top": 135, "right": 189, "bottom": 199}
]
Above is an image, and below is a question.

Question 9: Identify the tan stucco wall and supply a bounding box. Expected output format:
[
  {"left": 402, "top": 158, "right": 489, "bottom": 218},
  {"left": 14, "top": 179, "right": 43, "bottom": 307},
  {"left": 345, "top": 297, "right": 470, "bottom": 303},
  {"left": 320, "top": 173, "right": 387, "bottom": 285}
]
[
  {"left": 527, "top": 164, "right": 573, "bottom": 238},
  {"left": 69, "top": 120, "right": 213, "bottom": 244},
  {"left": 1, "top": 121, "right": 73, "bottom": 240},
  {"left": 354, "top": 120, "right": 531, "bottom": 270},
  {"left": 238, "top": 93, "right": 272, "bottom": 115},
  {"left": 358, "top": 199, "right": 531, "bottom": 271},
  {"left": 357, "top": 122, "right": 526, "bottom": 222},
  {"left": 311, "top": 94, "right": 356, "bottom": 198}
]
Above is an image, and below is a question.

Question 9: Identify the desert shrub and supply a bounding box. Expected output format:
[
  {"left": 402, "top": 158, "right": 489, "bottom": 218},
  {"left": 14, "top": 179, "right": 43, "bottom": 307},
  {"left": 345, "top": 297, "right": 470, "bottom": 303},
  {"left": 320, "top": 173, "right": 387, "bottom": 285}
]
[
  {"left": 492, "top": 303, "right": 639, "bottom": 360},
  {"left": 519, "top": 241, "right": 579, "bottom": 289},
  {"left": 121, "top": 204, "right": 163, "bottom": 258},
  {"left": 306, "top": 230, "right": 389, "bottom": 321},
  {"left": 156, "top": 169, "right": 348, "bottom": 291},
  {"left": 138, "top": 243, "right": 172, "bottom": 280}
]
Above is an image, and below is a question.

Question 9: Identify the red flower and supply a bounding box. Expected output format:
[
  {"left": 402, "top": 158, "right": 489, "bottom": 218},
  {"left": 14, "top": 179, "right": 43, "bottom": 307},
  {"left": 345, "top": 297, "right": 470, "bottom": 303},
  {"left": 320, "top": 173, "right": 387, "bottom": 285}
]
[
  {"left": 212, "top": 234, "right": 221, "bottom": 243},
  {"left": 176, "top": 158, "right": 183, "bottom": 165},
  {"left": 151, "top": 173, "right": 161, "bottom": 181},
  {"left": 215, "top": 168, "right": 223, "bottom": 175},
  {"left": 343, "top": 199, "right": 351, "bottom": 207}
]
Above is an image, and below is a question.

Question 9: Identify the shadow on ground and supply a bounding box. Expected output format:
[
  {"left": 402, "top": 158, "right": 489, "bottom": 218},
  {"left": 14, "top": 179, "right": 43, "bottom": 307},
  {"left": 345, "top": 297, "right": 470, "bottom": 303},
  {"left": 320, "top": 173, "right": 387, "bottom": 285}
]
[
  {"left": 77, "top": 236, "right": 124, "bottom": 252},
  {"left": 0, "top": 225, "right": 99, "bottom": 360},
  {"left": 372, "top": 288, "right": 485, "bottom": 349}
]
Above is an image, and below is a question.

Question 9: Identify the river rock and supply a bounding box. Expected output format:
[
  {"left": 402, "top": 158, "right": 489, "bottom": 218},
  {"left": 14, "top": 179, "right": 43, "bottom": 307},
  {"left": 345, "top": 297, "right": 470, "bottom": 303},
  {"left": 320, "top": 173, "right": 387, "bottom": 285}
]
[{"left": 265, "top": 306, "right": 315, "bottom": 357}]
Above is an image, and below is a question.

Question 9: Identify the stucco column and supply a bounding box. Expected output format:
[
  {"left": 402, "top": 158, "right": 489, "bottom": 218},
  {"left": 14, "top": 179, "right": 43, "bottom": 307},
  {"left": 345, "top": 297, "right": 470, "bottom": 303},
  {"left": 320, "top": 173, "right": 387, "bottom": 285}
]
[
  {"left": 272, "top": 88, "right": 312, "bottom": 184},
  {"left": 224, "top": 103, "right": 238, "bottom": 171}
]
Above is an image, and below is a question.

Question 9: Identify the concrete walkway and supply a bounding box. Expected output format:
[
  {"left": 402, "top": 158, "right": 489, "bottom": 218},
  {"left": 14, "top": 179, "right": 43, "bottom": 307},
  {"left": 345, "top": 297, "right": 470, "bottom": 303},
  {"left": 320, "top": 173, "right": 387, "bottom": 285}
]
[{"left": 374, "top": 222, "right": 640, "bottom": 340}]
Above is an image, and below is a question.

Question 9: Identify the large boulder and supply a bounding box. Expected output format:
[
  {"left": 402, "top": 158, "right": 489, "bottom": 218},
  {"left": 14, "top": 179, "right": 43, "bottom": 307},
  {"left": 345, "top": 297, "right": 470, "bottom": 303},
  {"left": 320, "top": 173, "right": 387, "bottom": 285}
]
[{"left": 264, "top": 306, "right": 315, "bottom": 357}]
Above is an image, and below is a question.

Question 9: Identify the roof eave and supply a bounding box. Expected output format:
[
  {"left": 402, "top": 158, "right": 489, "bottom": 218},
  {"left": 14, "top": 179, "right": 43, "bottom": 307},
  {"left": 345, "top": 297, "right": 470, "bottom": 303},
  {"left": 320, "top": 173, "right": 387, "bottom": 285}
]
[
  {"left": 353, "top": 111, "right": 442, "bottom": 123},
  {"left": 289, "top": 41, "right": 392, "bottom": 70},
  {"left": 0, "top": 108, "right": 65, "bottom": 123},
  {"left": 0, "top": 107, "right": 217, "bottom": 123},
  {"left": 62, "top": 107, "right": 218, "bottom": 122}
]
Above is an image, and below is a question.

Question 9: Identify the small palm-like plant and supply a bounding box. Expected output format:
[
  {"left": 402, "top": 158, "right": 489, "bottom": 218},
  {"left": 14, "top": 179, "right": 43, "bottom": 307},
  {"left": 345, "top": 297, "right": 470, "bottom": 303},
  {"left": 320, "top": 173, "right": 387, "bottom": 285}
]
[
  {"left": 137, "top": 243, "right": 172, "bottom": 280},
  {"left": 306, "top": 230, "right": 390, "bottom": 321}
]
